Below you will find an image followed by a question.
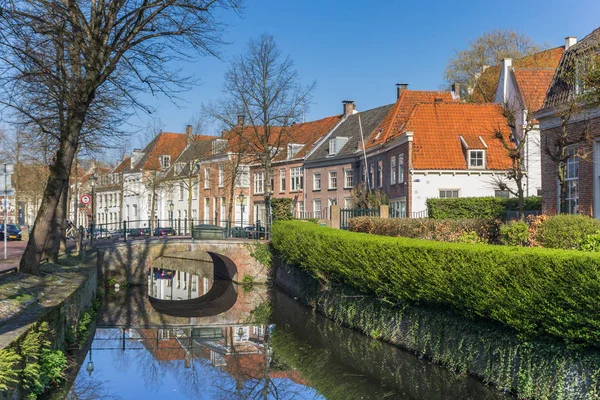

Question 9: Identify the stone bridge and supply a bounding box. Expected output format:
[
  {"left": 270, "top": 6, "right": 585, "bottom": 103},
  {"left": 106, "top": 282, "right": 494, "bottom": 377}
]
[{"left": 96, "top": 238, "right": 270, "bottom": 286}]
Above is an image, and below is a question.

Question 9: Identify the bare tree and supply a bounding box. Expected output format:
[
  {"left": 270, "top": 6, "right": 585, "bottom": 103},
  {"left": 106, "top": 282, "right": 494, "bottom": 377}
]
[
  {"left": 206, "top": 34, "right": 314, "bottom": 232},
  {"left": 444, "top": 29, "right": 544, "bottom": 102},
  {"left": 0, "top": 0, "right": 242, "bottom": 274}
]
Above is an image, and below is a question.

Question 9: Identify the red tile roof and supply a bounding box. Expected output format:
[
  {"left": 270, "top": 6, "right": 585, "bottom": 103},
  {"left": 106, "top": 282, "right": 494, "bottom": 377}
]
[
  {"left": 472, "top": 47, "right": 564, "bottom": 103},
  {"left": 403, "top": 102, "right": 512, "bottom": 170},
  {"left": 138, "top": 133, "right": 192, "bottom": 171},
  {"left": 365, "top": 90, "right": 456, "bottom": 149},
  {"left": 513, "top": 68, "right": 557, "bottom": 112}
]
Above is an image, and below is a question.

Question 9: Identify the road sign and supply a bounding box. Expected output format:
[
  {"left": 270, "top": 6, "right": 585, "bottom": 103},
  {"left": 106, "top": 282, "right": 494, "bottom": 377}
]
[
  {"left": 0, "top": 164, "right": 13, "bottom": 174},
  {"left": 80, "top": 194, "right": 91, "bottom": 205},
  {"left": 0, "top": 176, "right": 11, "bottom": 192}
]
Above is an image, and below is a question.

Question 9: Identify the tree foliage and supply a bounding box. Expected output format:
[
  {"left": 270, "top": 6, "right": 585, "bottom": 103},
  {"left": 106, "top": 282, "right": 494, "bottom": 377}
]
[{"left": 444, "top": 29, "right": 543, "bottom": 102}]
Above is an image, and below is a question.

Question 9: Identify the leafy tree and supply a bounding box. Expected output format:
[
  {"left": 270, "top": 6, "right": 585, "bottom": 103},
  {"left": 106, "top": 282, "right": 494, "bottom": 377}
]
[{"left": 444, "top": 29, "right": 543, "bottom": 102}]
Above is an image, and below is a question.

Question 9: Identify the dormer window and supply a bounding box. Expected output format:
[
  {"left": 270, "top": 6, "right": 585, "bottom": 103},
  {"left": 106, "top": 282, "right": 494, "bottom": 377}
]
[
  {"left": 175, "top": 163, "right": 184, "bottom": 174},
  {"left": 212, "top": 139, "right": 227, "bottom": 154},
  {"left": 160, "top": 155, "right": 171, "bottom": 170},
  {"left": 287, "top": 143, "right": 304, "bottom": 159},
  {"left": 469, "top": 150, "right": 485, "bottom": 168},
  {"left": 328, "top": 137, "right": 349, "bottom": 156}
]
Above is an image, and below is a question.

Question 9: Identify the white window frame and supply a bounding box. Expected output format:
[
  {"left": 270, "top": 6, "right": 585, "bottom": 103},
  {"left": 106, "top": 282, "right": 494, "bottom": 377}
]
[
  {"left": 179, "top": 183, "right": 185, "bottom": 201},
  {"left": 390, "top": 155, "right": 396, "bottom": 185},
  {"left": 313, "top": 199, "right": 322, "bottom": 219},
  {"left": 313, "top": 173, "right": 321, "bottom": 191},
  {"left": 290, "top": 167, "right": 303, "bottom": 192},
  {"left": 565, "top": 148, "right": 579, "bottom": 214},
  {"left": 469, "top": 150, "right": 485, "bottom": 168},
  {"left": 254, "top": 172, "right": 265, "bottom": 194},
  {"left": 204, "top": 167, "right": 210, "bottom": 189},
  {"left": 344, "top": 169, "right": 353, "bottom": 189},
  {"left": 328, "top": 171, "right": 337, "bottom": 190},
  {"left": 398, "top": 153, "right": 405, "bottom": 183},
  {"left": 279, "top": 168, "right": 286, "bottom": 192},
  {"left": 160, "top": 155, "right": 171, "bottom": 170},
  {"left": 218, "top": 165, "right": 224, "bottom": 187},
  {"left": 439, "top": 189, "right": 460, "bottom": 198},
  {"left": 377, "top": 161, "right": 383, "bottom": 188}
]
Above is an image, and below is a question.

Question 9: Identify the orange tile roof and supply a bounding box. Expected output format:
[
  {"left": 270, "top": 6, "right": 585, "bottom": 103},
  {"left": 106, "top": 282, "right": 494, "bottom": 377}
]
[
  {"left": 472, "top": 47, "right": 564, "bottom": 103},
  {"left": 403, "top": 102, "right": 512, "bottom": 170},
  {"left": 460, "top": 135, "right": 487, "bottom": 149},
  {"left": 139, "top": 132, "right": 190, "bottom": 171},
  {"left": 513, "top": 68, "right": 557, "bottom": 112},
  {"left": 366, "top": 90, "right": 456, "bottom": 149},
  {"left": 112, "top": 157, "right": 131, "bottom": 174}
]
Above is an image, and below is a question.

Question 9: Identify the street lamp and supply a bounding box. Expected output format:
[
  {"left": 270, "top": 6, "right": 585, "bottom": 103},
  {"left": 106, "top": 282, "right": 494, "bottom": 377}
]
[
  {"left": 85, "top": 348, "right": 94, "bottom": 377},
  {"left": 237, "top": 326, "right": 244, "bottom": 341},
  {"left": 168, "top": 200, "right": 174, "bottom": 228},
  {"left": 90, "top": 174, "right": 97, "bottom": 244},
  {"left": 238, "top": 191, "right": 245, "bottom": 227}
]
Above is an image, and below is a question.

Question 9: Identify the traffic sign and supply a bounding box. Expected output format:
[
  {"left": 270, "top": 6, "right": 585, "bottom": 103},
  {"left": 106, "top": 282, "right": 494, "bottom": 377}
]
[
  {"left": 80, "top": 194, "right": 91, "bottom": 205},
  {"left": 0, "top": 164, "right": 13, "bottom": 174}
]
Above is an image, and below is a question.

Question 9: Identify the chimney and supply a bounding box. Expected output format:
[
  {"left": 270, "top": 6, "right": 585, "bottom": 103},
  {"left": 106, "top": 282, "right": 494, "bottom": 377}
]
[
  {"left": 396, "top": 83, "right": 408, "bottom": 99},
  {"left": 185, "top": 124, "right": 193, "bottom": 145},
  {"left": 451, "top": 83, "right": 461, "bottom": 99},
  {"left": 237, "top": 115, "right": 245, "bottom": 126},
  {"left": 342, "top": 100, "right": 355, "bottom": 117},
  {"left": 500, "top": 58, "right": 513, "bottom": 103},
  {"left": 131, "top": 149, "right": 144, "bottom": 169},
  {"left": 565, "top": 36, "right": 578, "bottom": 51}
]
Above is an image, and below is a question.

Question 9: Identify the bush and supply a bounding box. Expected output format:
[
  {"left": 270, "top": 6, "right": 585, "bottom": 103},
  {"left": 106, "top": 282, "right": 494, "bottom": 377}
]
[
  {"left": 500, "top": 221, "right": 530, "bottom": 246},
  {"left": 579, "top": 232, "right": 600, "bottom": 252},
  {"left": 537, "top": 214, "right": 600, "bottom": 249},
  {"left": 271, "top": 198, "right": 294, "bottom": 221},
  {"left": 348, "top": 217, "right": 500, "bottom": 244},
  {"left": 426, "top": 197, "right": 541, "bottom": 220},
  {"left": 272, "top": 221, "right": 600, "bottom": 347}
]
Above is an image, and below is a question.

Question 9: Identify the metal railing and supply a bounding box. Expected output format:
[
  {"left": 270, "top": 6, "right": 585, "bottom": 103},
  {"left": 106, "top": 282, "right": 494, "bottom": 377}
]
[
  {"left": 340, "top": 208, "right": 380, "bottom": 230},
  {"left": 389, "top": 209, "right": 429, "bottom": 219},
  {"left": 86, "top": 218, "right": 269, "bottom": 242}
]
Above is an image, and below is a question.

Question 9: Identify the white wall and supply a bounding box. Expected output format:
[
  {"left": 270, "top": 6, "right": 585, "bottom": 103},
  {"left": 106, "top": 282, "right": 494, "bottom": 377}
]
[{"left": 411, "top": 171, "right": 508, "bottom": 213}]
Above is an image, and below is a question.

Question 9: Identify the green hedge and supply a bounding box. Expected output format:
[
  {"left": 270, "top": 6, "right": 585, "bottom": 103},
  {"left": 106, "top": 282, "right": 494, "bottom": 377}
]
[
  {"left": 537, "top": 214, "right": 600, "bottom": 249},
  {"left": 272, "top": 221, "right": 600, "bottom": 347},
  {"left": 349, "top": 217, "right": 500, "bottom": 243},
  {"left": 426, "top": 196, "right": 541, "bottom": 219}
]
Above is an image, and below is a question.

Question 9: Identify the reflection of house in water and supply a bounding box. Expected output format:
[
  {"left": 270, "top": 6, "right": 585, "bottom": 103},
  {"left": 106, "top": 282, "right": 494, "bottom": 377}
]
[
  {"left": 134, "top": 325, "right": 307, "bottom": 386},
  {"left": 147, "top": 268, "right": 213, "bottom": 300}
]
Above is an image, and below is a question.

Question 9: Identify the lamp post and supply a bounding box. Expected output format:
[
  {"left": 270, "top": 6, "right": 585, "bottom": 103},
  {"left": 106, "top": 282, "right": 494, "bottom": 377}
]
[
  {"left": 169, "top": 200, "right": 174, "bottom": 228},
  {"left": 237, "top": 191, "right": 245, "bottom": 227},
  {"left": 104, "top": 207, "right": 108, "bottom": 237},
  {"left": 90, "top": 174, "right": 97, "bottom": 244},
  {"left": 85, "top": 348, "right": 94, "bottom": 377}
]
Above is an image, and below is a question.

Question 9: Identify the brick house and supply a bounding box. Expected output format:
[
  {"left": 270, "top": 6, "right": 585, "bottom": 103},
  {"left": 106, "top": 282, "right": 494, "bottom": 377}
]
[
  {"left": 537, "top": 29, "right": 600, "bottom": 216},
  {"left": 248, "top": 114, "right": 342, "bottom": 223},
  {"left": 303, "top": 101, "right": 393, "bottom": 218}
]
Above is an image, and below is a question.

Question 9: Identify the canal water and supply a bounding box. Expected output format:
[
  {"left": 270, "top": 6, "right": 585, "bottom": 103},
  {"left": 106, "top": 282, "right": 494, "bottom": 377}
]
[{"left": 62, "top": 261, "right": 511, "bottom": 399}]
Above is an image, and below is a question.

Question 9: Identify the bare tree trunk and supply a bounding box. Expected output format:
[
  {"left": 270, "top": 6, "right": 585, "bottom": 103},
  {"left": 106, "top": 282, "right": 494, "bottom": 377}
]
[
  {"left": 48, "top": 180, "right": 69, "bottom": 261},
  {"left": 20, "top": 118, "right": 83, "bottom": 274}
]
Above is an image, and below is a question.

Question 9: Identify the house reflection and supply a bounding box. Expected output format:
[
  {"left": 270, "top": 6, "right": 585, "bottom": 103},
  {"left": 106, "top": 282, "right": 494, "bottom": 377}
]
[{"left": 147, "top": 267, "right": 213, "bottom": 300}]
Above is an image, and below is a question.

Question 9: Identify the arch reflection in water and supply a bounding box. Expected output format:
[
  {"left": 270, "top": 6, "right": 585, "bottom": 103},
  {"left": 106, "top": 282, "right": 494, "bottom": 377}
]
[{"left": 148, "top": 252, "right": 239, "bottom": 318}]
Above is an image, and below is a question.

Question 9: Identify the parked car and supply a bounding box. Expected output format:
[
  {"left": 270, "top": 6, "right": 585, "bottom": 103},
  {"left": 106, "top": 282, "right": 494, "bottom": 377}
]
[
  {"left": 0, "top": 224, "right": 22, "bottom": 241},
  {"left": 153, "top": 227, "right": 175, "bottom": 237},
  {"left": 245, "top": 226, "right": 266, "bottom": 240},
  {"left": 106, "top": 229, "right": 125, "bottom": 239},
  {"left": 127, "top": 228, "right": 151, "bottom": 237}
]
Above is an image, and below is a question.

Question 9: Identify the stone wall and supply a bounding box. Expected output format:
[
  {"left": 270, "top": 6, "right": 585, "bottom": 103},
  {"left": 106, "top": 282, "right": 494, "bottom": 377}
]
[
  {"left": 275, "top": 262, "right": 600, "bottom": 399},
  {"left": 97, "top": 239, "right": 269, "bottom": 286}
]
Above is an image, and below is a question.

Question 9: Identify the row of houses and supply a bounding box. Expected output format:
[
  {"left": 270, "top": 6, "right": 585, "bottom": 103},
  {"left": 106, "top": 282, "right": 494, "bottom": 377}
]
[{"left": 63, "top": 28, "right": 599, "bottom": 229}]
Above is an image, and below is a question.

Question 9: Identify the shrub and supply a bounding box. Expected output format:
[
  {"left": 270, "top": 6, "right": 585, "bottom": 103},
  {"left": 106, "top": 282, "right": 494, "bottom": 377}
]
[
  {"left": 348, "top": 217, "right": 500, "bottom": 244},
  {"left": 427, "top": 196, "right": 541, "bottom": 220},
  {"left": 271, "top": 198, "right": 294, "bottom": 221},
  {"left": 579, "top": 232, "right": 600, "bottom": 252},
  {"left": 272, "top": 221, "right": 600, "bottom": 347},
  {"left": 500, "top": 221, "right": 530, "bottom": 246},
  {"left": 537, "top": 214, "right": 600, "bottom": 249}
]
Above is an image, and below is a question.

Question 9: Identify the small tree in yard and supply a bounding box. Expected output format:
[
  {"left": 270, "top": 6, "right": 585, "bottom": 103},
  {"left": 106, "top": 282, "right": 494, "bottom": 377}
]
[
  {"left": 0, "top": 0, "right": 241, "bottom": 274},
  {"left": 206, "top": 34, "right": 315, "bottom": 235}
]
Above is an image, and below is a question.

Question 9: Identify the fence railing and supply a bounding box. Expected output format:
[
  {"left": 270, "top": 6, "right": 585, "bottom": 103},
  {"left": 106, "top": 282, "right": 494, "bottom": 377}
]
[
  {"left": 85, "top": 218, "right": 270, "bottom": 242},
  {"left": 389, "top": 209, "right": 429, "bottom": 219},
  {"left": 340, "top": 208, "right": 380, "bottom": 230}
]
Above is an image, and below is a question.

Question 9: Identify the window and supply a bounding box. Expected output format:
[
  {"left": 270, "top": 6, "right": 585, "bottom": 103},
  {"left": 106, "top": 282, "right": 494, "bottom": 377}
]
[
  {"left": 565, "top": 149, "right": 579, "bottom": 214},
  {"left": 297, "top": 201, "right": 304, "bottom": 218},
  {"left": 236, "top": 166, "right": 250, "bottom": 187},
  {"left": 204, "top": 168, "right": 210, "bottom": 189},
  {"left": 291, "top": 167, "right": 303, "bottom": 191},
  {"left": 344, "top": 169, "right": 354, "bottom": 188},
  {"left": 204, "top": 198, "right": 210, "bottom": 222},
  {"left": 377, "top": 161, "right": 383, "bottom": 187},
  {"left": 398, "top": 153, "right": 405, "bottom": 183},
  {"left": 192, "top": 181, "right": 198, "bottom": 199},
  {"left": 328, "top": 171, "right": 337, "bottom": 189},
  {"left": 175, "top": 163, "right": 184, "bottom": 174},
  {"left": 313, "top": 199, "right": 322, "bottom": 219},
  {"left": 313, "top": 173, "right": 321, "bottom": 191},
  {"left": 328, "top": 198, "right": 338, "bottom": 207},
  {"left": 254, "top": 172, "right": 264, "bottom": 194},
  {"left": 439, "top": 190, "right": 459, "bottom": 198},
  {"left": 287, "top": 144, "right": 303, "bottom": 159},
  {"left": 133, "top": 204, "right": 138, "bottom": 217},
  {"left": 212, "top": 139, "right": 227, "bottom": 154},
  {"left": 218, "top": 165, "right": 224, "bottom": 187},
  {"left": 192, "top": 209, "right": 197, "bottom": 221},
  {"left": 390, "top": 155, "right": 396, "bottom": 185},
  {"left": 495, "top": 190, "right": 510, "bottom": 198},
  {"left": 369, "top": 164, "right": 375, "bottom": 189},
  {"left": 179, "top": 184, "right": 185, "bottom": 201},
  {"left": 329, "top": 139, "right": 337, "bottom": 155},
  {"left": 344, "top": 198, "right": 353, "bottom": 208},
  {"left": 280, "top": 169, "right": 286, "bottom": 192},
  {"left": 469, "top": 150, "right": 485, "bottom": 168},
  {"left": 160, "top": 155, "right": 171, "bottom": 170},
  {"left": 390, "top": 199, "right": 407, "bottom": 218}
]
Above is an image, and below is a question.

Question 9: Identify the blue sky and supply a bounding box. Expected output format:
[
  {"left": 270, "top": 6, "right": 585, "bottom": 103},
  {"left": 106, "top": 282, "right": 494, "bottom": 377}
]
[{"left": 131, "top": 0, "right": 600, "bottom": 146}]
